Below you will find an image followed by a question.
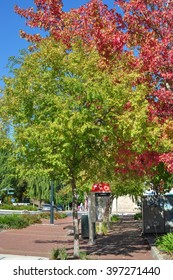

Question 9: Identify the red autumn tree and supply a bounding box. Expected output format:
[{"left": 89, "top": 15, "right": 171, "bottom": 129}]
[
  {"left": 115, "top": 0, "right": 173, "bottom": 173},
  {"left": 14, "top": 0, "right": 128, "bottom": 58}
]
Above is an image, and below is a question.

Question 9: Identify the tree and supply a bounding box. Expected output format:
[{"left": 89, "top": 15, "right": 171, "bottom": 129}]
[
  {"left": 115, "top": 0, "right": 173, "bottom": 172},
  {"left": 56, "top": 184, "right": 73, "bottom": 209},
  {"left": 0, "top": 37, "right": 154, "bottom": 256},
  {"left": 0, "top": 144, "right": 28, "bottom": 203},
  {"left": 14, "top": 0, "right": 127, "bottom": 58},
  {"left": 0, "top": 148, "right": 14, "bottom": 204},
  {"left": 27, "top": 175, "right": 51, "bottom": 207},
  {"left": 3, "top": 0, "right": 172, "bottom": 255},
  {"left": 14, "top": 0, "right": 173, "bottom": 174},
  {"left": 0, "top": 120, "right": 13, "bottom": 191}
]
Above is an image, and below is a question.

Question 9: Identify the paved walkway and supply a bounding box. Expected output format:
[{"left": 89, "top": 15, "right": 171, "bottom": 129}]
[{"left": 0, "top": 215, "right": 154, "bottom": 260}]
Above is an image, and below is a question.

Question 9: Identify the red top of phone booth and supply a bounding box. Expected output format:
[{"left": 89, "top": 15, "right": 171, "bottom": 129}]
[{"left": 91, "top": 182, "right": 111, "bottom": 193}]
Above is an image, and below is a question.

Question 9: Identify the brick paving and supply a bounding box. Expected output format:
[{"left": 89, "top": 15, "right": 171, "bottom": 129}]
[{"left": 0, "top": 215, "right": 154, "bottom": 260}]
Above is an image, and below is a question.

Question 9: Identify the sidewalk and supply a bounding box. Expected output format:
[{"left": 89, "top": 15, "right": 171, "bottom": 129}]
[
  {"left": 0, "top": 215, "right": 159, "bottom": 260},
  {"left": 0, "top": 254, "right": 48, "bottom": 260}
]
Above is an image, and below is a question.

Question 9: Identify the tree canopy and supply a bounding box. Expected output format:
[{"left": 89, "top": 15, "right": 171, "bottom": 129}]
[
  {"left": 13, "top": 0, "right": 173, "bottom": 175},
  {"left": 1, "top": 39, "right": 159, "bottom": 180}
]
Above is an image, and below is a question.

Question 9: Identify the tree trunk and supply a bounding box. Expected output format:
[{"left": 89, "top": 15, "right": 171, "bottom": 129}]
[{"left": 71, "top": 176, "right": 80, "bottom": 258}]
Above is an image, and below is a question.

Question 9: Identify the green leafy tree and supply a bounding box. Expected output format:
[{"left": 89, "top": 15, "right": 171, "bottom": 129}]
[
  {"left": 149, "top": 163, "right": 173, "bottom": 194},
  {"left": 0, "top": 145, "right": 28, "bottom": 203},
  {"left": 27, "top": 175, "right": 51, "bottom": 207},
  {"left": 0, "top": 38, "right": 158, "bottom": 257},
  {"left": 56, "top": 185, "right": 72, "bottom": 210}
]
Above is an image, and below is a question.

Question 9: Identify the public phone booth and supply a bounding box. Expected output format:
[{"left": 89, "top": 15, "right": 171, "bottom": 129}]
[{"left": 88, "top": 182, "right": 111, "bottom": 243}]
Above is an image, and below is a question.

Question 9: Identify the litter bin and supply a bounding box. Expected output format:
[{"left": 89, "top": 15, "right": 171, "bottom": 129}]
[{"left": 81, "top": 214, "right": 89, "bottom": 239}]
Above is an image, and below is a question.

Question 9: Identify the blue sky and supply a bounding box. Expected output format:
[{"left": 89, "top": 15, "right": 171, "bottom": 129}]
[{"left": 0, "top": 0, "right": 115, "bottom": 88}]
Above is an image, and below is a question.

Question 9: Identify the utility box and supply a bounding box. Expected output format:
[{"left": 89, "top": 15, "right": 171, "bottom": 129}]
[{"left": 142, "top": 195, "right": 173, "bottom": 234}]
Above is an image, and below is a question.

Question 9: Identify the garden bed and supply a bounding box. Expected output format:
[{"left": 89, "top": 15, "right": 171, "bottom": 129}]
[{"left": 0, "top": 212, "right": 67, "bottom": 230}]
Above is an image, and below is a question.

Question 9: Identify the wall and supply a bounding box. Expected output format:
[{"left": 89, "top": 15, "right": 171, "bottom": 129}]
[{"left": 111, "top": 195, "right": 139, "bottom": 215}]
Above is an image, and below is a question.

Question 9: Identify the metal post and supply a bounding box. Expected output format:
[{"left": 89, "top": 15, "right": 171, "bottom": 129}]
[
  {"left": 50, "top": 180, "right": 54, "bottom": 224},
  {"left": 88, "top": 193, "right": 96, "bottom": 244}
]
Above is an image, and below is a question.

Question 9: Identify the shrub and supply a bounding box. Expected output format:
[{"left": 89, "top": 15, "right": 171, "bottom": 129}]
[
  {"left": 79, "top": 251, "right": 88, "bottom": 260},
  {"left": 0, "top": 211, "right": 67, "bottom": 230},
  {"left": 22, "top": 214, "right": 42, "bottom": 225},
  {"left": 58, "top": 248, "right": 68, "bottom": 260},
  {"left": 0, "top": 214, "right": 29, "bottom": 229},
  {"left": 0, "top": 214, "right": 42, "bottom": 229},
  {"left": 51, "top": 248, "right": 68, "bottom": 260},
  {"left": 96, "top": 222, "right": 108, "bottom": 235},
  {"left": 51, "top": 248, "right": 60, "bottom": 260},
  {"left": 58, "top": 212, "right": 67, "bottom": 219},
  {"left": 134, "top": 212, "right": 142, "bottom": 220},
  {"left": 50, "top": 248, "right": 88, "bottom": 260},
  {"left": 0, "top": 204, "right": 38, "bottom": 211},
  {"left": 39, "top": 212, "right": 67, "bottom": 220},
  {"left": 155, "top": 233, "right": 173, "bottom": 254},
  {"left": 110, "top": 215, "right": 120, "bottom": 222},
  {"left": 38, "top": 212, "right": 51, "bottom": 219}
]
